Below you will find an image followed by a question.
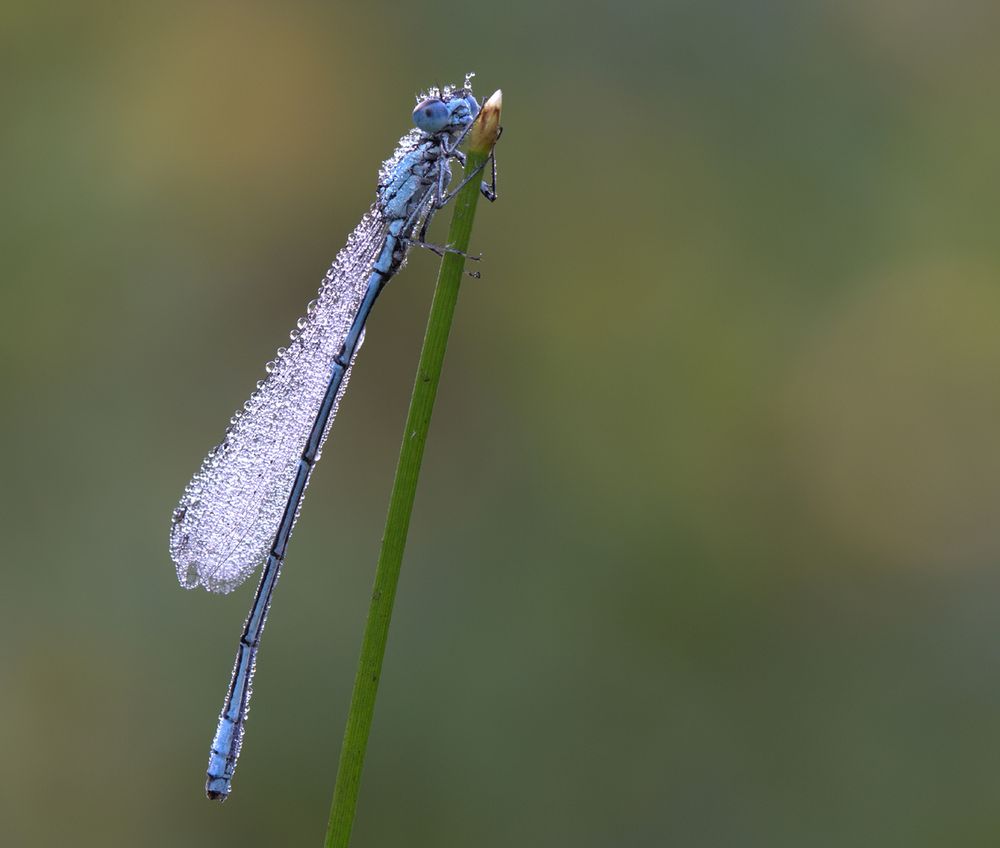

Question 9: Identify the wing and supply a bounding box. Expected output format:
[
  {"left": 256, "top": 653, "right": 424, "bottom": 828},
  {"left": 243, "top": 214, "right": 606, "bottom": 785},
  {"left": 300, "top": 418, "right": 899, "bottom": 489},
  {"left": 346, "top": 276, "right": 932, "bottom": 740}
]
[{"left": 169, "top": 208, "right": 389, "bottom": 594}]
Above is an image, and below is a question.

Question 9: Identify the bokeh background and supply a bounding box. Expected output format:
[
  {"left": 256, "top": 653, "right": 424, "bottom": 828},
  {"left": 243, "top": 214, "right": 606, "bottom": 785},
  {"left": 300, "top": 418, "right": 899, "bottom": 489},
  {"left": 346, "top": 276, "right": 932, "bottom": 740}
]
[{"left": 4, "top": 1, "right": 1000, "bottom": 845}]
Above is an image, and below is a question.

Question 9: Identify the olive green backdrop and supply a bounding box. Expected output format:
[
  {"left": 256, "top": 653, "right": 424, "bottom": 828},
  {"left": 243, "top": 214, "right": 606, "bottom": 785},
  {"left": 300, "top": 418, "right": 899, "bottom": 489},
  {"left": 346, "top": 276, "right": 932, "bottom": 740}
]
[{"left": 4, "top": 2, "right": 1000, "bottom": 845}]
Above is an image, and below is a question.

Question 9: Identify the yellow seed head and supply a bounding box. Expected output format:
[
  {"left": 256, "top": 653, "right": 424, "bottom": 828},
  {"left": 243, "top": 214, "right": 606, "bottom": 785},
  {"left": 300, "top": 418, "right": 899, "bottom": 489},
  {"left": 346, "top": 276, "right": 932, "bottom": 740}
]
[{"left": 470, "top": 89, "right": 502, "bottom": 154}]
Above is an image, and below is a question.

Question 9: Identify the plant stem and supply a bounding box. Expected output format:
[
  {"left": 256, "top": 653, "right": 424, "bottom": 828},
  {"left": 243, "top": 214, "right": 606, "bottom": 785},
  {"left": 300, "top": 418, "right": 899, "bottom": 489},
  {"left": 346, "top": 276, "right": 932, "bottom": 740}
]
[{"left": 324, "top": 91, "right": 502, "bottom": 848}]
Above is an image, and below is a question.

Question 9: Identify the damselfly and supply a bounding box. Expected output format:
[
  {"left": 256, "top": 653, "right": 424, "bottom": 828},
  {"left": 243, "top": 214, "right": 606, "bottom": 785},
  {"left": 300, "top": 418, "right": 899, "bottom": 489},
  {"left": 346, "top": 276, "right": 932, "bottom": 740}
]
[{"left": 169, "top": 75, "right": 499, "bottom": 800}]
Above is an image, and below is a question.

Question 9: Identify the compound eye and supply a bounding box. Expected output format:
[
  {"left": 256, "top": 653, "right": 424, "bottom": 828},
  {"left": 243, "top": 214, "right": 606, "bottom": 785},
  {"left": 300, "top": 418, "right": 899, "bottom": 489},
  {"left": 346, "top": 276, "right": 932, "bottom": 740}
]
[{"left": 412, "top": 98, "right": 450, "bottom": 133}]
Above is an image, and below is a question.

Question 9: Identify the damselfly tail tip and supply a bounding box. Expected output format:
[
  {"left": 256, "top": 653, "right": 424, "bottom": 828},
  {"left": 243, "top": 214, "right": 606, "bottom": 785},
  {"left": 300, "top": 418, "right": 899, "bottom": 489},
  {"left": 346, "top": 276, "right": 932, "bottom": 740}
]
[{"left": 206, "top": 781, "right": 230, "bottom": 802}]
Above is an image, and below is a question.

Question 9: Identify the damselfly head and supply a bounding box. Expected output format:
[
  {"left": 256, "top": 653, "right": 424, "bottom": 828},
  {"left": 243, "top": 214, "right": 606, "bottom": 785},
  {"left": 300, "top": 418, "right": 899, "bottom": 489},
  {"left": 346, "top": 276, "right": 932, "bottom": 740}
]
[{"left": 412, "top": 74, "right": 481, "bottom": 136}]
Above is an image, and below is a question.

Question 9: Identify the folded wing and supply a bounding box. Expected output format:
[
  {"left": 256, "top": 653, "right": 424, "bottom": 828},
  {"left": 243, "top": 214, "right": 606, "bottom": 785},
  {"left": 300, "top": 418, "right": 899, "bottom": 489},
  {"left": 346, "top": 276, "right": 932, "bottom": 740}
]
[{"left": 169, "top": 209, "right": 389, "bottom": 593}]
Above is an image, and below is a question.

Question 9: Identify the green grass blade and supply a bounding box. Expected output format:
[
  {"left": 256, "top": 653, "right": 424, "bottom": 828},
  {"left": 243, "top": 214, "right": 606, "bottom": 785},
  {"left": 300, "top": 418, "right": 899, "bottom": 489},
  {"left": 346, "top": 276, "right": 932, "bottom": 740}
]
[{"left": 324, "top": 90, "right": 502, "bottom": 848}]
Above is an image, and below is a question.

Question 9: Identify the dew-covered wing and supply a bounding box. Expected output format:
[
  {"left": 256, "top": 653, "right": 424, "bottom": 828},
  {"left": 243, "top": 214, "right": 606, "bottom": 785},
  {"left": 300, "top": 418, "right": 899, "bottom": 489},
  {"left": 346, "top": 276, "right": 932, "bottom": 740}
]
[{"left": 169, "top": 209, "right": 389, "bottom": 594}]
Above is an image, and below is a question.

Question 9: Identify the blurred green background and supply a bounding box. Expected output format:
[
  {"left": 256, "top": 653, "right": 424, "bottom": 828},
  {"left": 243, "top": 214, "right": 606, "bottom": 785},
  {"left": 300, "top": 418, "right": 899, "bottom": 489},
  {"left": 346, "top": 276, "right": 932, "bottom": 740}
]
[{"left": 4, "top": 1, "right": 1000, "bottom": 845}]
